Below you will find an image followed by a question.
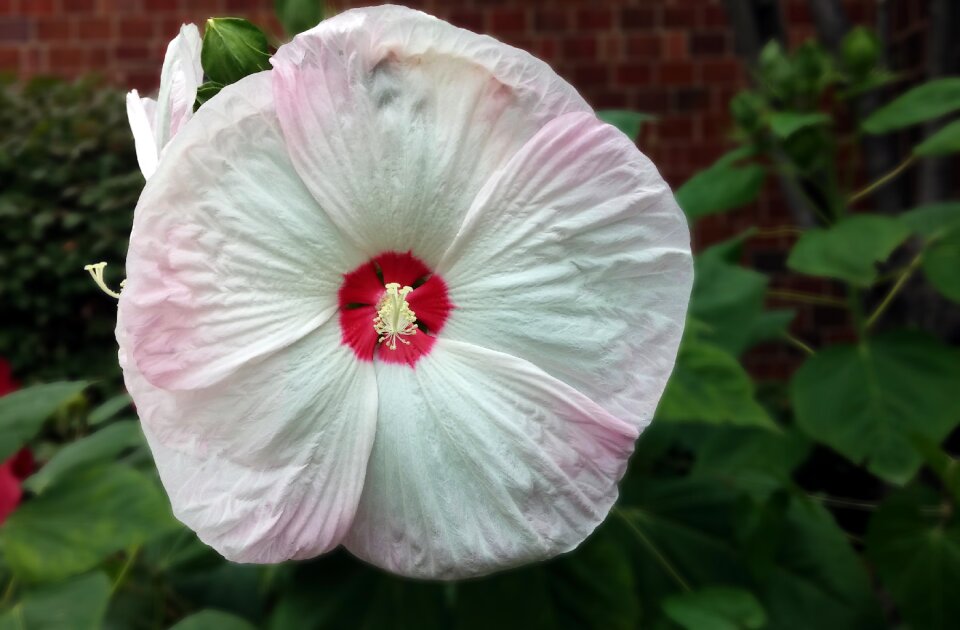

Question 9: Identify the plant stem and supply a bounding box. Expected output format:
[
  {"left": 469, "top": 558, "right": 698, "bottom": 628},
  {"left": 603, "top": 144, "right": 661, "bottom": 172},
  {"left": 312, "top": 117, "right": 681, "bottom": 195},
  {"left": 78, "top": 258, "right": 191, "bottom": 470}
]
[
  {"left": 848, "top": 154, "right": 917, "bottom": 204},
  {"left": 783, "top": 332, "right": 815, "bottom": 355},
  {"left": 848, "top": 288, "right": 867, "bottom": 340},
  {"left": 111, "top": 546, "right": 139, "bottom": 596},
  {"left": 768, "top": 289, "right": 848, "bottom": 308},
  {"left": 753, "top": 226, "right": 804, "bottom": 238},
  {"left": 614, "top": 508, "right": 692, "bottom": 592},
  {"left": 866, "top": 251, "right": 924, "bottom": 330},
  {"left": 808, "top": 493, "right": 879, "bottom": 511},
  {"left": 0, "top": 578, "right": 15, "bottom": 607}
]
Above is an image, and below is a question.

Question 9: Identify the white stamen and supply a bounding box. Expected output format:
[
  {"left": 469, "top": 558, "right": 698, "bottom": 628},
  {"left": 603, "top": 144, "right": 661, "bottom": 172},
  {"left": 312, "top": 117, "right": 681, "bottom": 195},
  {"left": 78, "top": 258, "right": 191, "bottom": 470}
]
[
  {"left": 374, "top": 283, "right": 418, "bottom": 350},
  {"left": 83, "top": 262, "right": 123, "bottom": 299}
]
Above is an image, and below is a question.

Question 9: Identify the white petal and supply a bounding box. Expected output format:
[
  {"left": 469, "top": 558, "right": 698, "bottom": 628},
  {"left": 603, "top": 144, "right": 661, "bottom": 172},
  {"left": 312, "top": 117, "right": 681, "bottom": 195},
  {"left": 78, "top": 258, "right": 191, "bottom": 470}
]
[
  {"left": 270, "top": 5, "right": 591, "bottom": 266},
  {"left": 126, "top": 90, "right": 159, "bottom": 179},
  {"left": 437, "top": 111, "right": 693, "bottom": 427},
  {"left": 343, "top": 339, "right": 638, "bottom": 579},
  {"left": 154, "top": 23, "right": 203, "bottom": 149},
  {"left": 121, "top": 317, "right": 379, "bottom": 563},
  {"left": 119, "top": 72, "right": 366, "bottom": 391}
]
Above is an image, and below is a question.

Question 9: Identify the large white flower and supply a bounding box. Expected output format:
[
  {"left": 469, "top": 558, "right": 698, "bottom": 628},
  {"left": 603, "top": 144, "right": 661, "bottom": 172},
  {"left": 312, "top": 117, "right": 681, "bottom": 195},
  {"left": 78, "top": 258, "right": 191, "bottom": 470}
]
[
  {"left": 117, "top": 6, "right": 692, "bottom": 579},
  {"left": 125, "top": 23, "right": 202, "bottom": 179}
]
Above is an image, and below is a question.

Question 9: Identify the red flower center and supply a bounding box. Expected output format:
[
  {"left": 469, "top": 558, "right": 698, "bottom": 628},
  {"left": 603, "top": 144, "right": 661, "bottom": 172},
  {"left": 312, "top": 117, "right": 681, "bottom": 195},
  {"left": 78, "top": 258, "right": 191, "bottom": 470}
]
[{"left": 338, "top": 251, "right": 453, "bottom": 366}]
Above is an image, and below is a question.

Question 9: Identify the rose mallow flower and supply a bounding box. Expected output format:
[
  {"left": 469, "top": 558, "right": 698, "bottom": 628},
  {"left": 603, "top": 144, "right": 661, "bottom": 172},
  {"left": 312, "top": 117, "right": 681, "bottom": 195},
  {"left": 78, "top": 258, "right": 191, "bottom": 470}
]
[
  {"left": 126, "top": 23, "right": 202, "bottom": 180},
  {"left": 117, "top": 6, "right": 692, "bottom": 579}
]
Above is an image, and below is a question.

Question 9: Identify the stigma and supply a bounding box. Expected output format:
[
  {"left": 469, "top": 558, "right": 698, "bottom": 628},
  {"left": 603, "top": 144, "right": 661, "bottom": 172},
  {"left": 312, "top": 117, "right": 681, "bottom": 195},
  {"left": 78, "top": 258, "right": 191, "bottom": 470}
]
[
  {"left": 84, "top": 262, "right": 125, "bottom": 299},
  {"left": 374, "top": 283, "right": 418, "bottom": 350}
]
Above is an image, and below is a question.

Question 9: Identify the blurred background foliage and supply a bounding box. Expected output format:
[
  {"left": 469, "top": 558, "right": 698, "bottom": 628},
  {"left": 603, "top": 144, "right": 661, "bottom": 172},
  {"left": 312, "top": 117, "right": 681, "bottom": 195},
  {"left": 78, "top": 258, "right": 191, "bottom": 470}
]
[{"left": 1, "top": 3, "right": 959, "bottom": 629}]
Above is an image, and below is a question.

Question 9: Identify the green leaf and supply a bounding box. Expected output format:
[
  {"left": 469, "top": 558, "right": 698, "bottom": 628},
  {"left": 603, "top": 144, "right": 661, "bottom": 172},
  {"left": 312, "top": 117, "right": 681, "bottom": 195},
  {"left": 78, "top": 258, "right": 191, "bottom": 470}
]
[
  {"left": 597, "top": 110, "right": 655, "bottom": 141},
  {"left": 768, "top": 111, "right": 830, "bottom": 139},
  {"left": 0, "top": 381, "right": 88, "bottom": 460},
  {"left": 786, "top": 214, "right": 910, "bottom": 286},
  {"left": 663, "top": 587, "right": 766, "bottom": 630},
  {"left": 841, "top": 27, "right": 881, "bottom": 78},
  {"left": 454, "top": 521, "right": 638, "bottom": 630},
  {"left": 87, "top": 392, "right": 131, "bottom": 425},
  {"left": 866, "top": 486, "right": 960, "bottom": 630},
  {"left": 746, "top": 495, "right": 882, "bottom": 630},
  {"left": 0, "top": 464, "right": 176, "bottom": 582},
  {"left": 658, "top": 340, "right": 775, "bottom": 429},
  {"left": 923, "top": 226, "right": 960, "bottom": 302},
  {"left": 914, "top": 118, "right": 960, "bottom": 156},
  {"left": 201, "top": 18, "right": 271, "bottom": 86},
  {"left": 0, "top": 572, "right": 110, "bottom": 630},
  {"left": 692, "top": 237, "right": 794, "bottom": 354},
  {"left": 676, "top": 158, "right": 765, "bottom": 220},
  {"left": 863, "top": 77, "right": 960, "bottom": 133},
  {"left": 22, "top": 422, "right": 145, "bottom": 494},
  {"left": 790, "top": 331, "right": 960, "bottom": 483},
  {"left": 900, "top": 202, "right": 960, "bottom": 239},
  {"left": 275, "top": 0, "right": 324, "bottom": 37},
  {"left": 170, "top": 610, "right": 257, "bottom": 630},
  {"left": 193, "top": 81, "right": 224, "bottom": 111}
]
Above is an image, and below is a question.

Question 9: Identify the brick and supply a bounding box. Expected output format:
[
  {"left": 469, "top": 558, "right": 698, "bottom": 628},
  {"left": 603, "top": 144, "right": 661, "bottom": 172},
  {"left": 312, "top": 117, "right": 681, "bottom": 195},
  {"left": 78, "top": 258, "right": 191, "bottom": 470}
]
[
  {"left": 534, "top": 9, "right": 567, "bottom": 32},
  {"left": 626, "top": 34, "right": 661, "bottom": 57},
  {"left": 49, "top": 46, "right": 87, "bottom": 68},
  {"left": 633, "top": 89, "right": 669, "bottom": 113},
  {"left": 621, "top": 7, "right": 658, "bottom": 30},
  {"left": 0, "top": 46, "right": 18, "bottom": 68},
  {"left": 657, "top": 61, "right": 695, "bottom": 85},
  {"left": 592, "top": 90, "right": 630, "bottom": 108},
  {"left": 702, "top": 59, "right": 743, "bottom": 83},
  {"left": 664, "top": 6, "right": 697, "bottom": 28},
  {"left": 36, "top": 17, "right": 69, "bottom": 39},
  {"left": 615, "top": 63, "right": 652, "bottom": 86},
  {"left": 577, "top": 8, "right": 613, "bottom": 31},
  {"left": 21, "top": 0, "right": 55, "bottom": 15},
  {"left": 0, "top": 17, "right": 29, "bottom": 42},
  {"left": 145, "top": 0, "right": 179, "bottom": 11},
  {"left": 674, "top": 87, "right": 709, "bottom": 112},
  {"left": 571, "top": 64, "right": 610, "bottom": 87},
  {"left": 63, "top": 0, "right": 96, "bottom": 12},
  {"left": 448, "top": 9, "right": 483, "bottom": 32},
  {"left": 663, "top": 31, "right": 687, "bottom": 60},
  {"left": 700, "top": 4, "right": 728, "bottom": 27},
  {"left": 115, "top": 44, "right": 150, "bottom": 60},
  {"left": 78, "top": 18, "right": 113, "bottom": 40},
  {"left": 489, "top": 8, "right": 527, "bottom": 32},
  {"left": 562, "top": 35, "right": 597, "bottom": 60},
  {"left": 119, "top": 17, "right": 154, "bottom": 39},
  {"left": 691, "top": 32, "right": 728, "bottom": 56}
]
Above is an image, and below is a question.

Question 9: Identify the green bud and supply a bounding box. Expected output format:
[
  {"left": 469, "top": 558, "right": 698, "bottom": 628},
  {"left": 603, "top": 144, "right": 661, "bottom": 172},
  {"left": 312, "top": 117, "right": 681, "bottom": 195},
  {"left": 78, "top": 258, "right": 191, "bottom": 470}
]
[{"left": 842, "top": 27, "right": 881, "bottom": 77}]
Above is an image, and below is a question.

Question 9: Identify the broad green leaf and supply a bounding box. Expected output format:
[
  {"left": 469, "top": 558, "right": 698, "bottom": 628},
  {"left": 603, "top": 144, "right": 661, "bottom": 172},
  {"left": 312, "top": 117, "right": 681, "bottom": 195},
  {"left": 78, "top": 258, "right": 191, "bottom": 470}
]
[
  {"left": 914, "top": 118, "right": 960, "bottom": 156},
  {"left": 597, "top": 110, "right": 655, "bottom": 141},
  {"left": 275, "top": 0, "right": 324, "bottom": 37},
  {"left": 87, "top": 392, "right": 132, "bottom": 425},
  {"left": 746, "top": 495, "right": 882, "bottom": 630},
  {"left": 676, "top": 159, "right": 765, "bottom": 220},
  {"left": 201, "top": 18, "right": 271, "bottom": 86},
  {"left": 454, "top": 521, "right": 638, "bottom": 630},
  {"left": 0, "top": 381, "right": 88, "bottom": 460},
  {"left": 866, "top": 487, "right": 960, "bottom": 630},
  {"left": 0, "top": 572, "right": 110, "bottom": 630},
  {"left": 900, "top": 202, "right": 960, "bottom": 238},
  {"left": 170, "top": 610, "right": 257, "bottom": 630},
  {"left": 658, "top": 340, "right": 775, "bottom": 429},
  {"left": 692, "top": 237, "right": 793, "bottom": 354},
  {"left": 0, "top": 464, "right": 176, "bottom": 582},
  {"left": 768, "top": 111, "right": 830, "bottom": 139},
  {"left": 786, "top": 214, "right": 910, "bottom": 286},
  {"left": 22, "top": 422, "right": 144, "bottom": 494},
  {"left": 172, "top": 563, "right": 269, "bottom": 623},
  {"left": 863, "top": 77, "right": 960, "bottom": 133},
  {"left": 269, "top": 552, "right": 448, "bottom": 630},
  {"left": 690, "top": 426, "right": 811, "bottom": 499},
  {"left": 193, "top": 81, "right": 224, "bottom": 111},
  {"left": 663, "top": 587, "right": 766, "bottom": 630},
  {"left": 791, "top": 331, "right": 960, "bottom": 483},
  {"left": 924, "top": 226, "right": 960, "bottom": 302}
]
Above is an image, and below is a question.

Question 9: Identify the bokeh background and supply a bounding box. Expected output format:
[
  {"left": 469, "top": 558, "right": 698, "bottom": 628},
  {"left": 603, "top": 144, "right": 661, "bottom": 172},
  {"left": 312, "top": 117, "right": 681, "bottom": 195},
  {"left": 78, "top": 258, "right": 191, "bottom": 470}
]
[{"left": 1, "top": 1, "right": 959, "bottom": 629}]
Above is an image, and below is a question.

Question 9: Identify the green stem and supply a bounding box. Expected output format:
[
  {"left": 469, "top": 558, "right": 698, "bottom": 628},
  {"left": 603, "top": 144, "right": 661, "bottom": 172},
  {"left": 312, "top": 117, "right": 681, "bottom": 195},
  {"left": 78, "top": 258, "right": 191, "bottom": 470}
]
[
  {"left": 768, "top": 289, "right": 848, "bottom": 308},
  {"left": 783, "top": 332, "right": 815, "bottom": 355},
  {"left": 615, "top": 508, "right": 692, "bottom": 592},
  {"left": 848, "top": 288, "right": 867, "bottom": 340},
  {"left": 753, "top": 226, "right": 804, "bottom": 239},
  {"left": 808, "top": 493, "right": 879, "bottom": 511},
  {"left": 848, "top": 154, "right": 917, "bottom": 204},
  {"left": 111, "top": 547, "right": 139, "bottom": 596},
  {"left": 0, "top": 578, "right": 15, "bottom": 608},
  {"left": 866, "top": 251, "right": 923, "bottom": 330}
]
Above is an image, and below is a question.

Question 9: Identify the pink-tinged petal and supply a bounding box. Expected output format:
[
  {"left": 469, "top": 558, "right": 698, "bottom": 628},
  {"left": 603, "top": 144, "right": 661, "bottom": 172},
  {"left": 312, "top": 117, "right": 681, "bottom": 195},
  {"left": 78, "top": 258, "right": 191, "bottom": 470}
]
[
  {"left": 270, "top": 5, "right": 591, "bottom": 266},
  {"left": 436, "top": 112, "right": 693, "bottom": 428},
  {"left": 120, "top": 315, "right": 378, "bottom": 562},
  {"left": 120, "top": 72, "right": 365, "bottom": 391},
  {"left": 154, "top": 23, "right": 202, "bottom": 148},
  {"left": 126, "top": 90, "right": 159, "bottom": 179},
  {"left": 344, "top": 339, "right": 638, "bottom": 579}
]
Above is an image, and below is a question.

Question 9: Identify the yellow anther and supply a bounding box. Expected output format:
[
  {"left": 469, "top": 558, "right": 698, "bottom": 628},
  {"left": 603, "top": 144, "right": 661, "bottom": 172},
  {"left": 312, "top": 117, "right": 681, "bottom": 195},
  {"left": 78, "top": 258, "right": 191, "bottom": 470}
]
[
  {"left": 373, "top": 283, "right": 418, "bottom": 350},
  {"left": 83, "top": 262, "right": 123, "bottom": 300}
]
